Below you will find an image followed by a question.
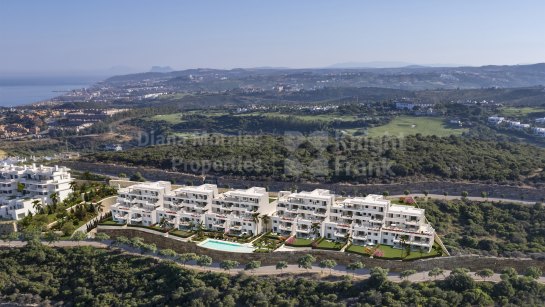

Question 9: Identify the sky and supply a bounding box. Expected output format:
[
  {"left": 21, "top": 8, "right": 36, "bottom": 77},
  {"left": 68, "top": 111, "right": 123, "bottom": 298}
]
[{"left": 1, "top": 0, "right": 545, "bottom": 75}]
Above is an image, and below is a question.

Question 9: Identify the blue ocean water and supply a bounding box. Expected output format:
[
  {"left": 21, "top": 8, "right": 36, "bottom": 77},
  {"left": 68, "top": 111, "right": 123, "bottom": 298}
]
[
  {"left": 0, "top": 84, "right": 87, "bottom": 107},
  {"left": 0, "top": 76, "right": 99, "bottom": 107}
]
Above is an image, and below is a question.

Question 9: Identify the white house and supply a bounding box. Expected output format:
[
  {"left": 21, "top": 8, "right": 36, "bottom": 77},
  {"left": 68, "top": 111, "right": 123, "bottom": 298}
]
[
  {"left": 205, "top": 187, "right": 275, "bottom": 236},
  {"left": 271, "top": 189, "right": 334, "bottom": 239},
  {"left": 0, "top": 164, "right": 73, "bottom": 220},
  {"left": 156, "top": 184, "right": 218, "bottom": 230},
  {"left": 111, "top": 181, "right": 172, "bottom": 226},
  {"left": 533, "top": 127, "right": 545, "bottom": 137},
  {"left": 488, "top": 116, "right": 505, "bottom": 125}
]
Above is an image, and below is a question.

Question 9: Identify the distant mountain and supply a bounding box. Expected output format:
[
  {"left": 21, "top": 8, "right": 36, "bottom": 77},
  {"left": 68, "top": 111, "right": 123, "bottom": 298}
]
[
  {"left": 328, "top": 61, "right": 416, "bottom": 69},
  {"left": 103, "top": 63, "right": 545, "bottom": 91},
  {"left": 150, "top": 66, "right": 174, "bottom": 73}
]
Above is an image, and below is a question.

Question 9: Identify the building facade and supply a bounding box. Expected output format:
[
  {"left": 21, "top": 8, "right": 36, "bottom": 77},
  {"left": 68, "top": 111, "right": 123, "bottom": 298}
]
[
  {"left": 111, "top": 181, "right": 172, "bottom": 226},
  {"left": 157, "top": 184, "right": 218, "bottom": 230},
  {"left": 110, "top": 182, "right": 437, "bottom": 251},
  {"left": 0, "top": 164, "right": 73, "bottom": 220},
  {"left": 271, "top": 189, "right": 334, "bottom": 239},
  {"left": 205, "top": 187, "right": 275, "bottom": 236}
]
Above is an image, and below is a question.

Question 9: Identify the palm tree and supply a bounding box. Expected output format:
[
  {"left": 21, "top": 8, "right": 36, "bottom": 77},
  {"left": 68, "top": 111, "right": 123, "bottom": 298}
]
[
  {"left": 310, "top": 222, "right": 320, "bottom": 238},
  {"left": 159, "top": 217, "right": 169, "bottom": 231},
  {"left": 32, "top": 199, "right": 43, "bottom": 214},
  {"left": 399, "top": 235, "right": 409, "bottom": 258},
  {"left": 260, "top": 214, "right": 271, "bottom": 233},
  {"left": 95, "top": 201, "right": 104, "bottom": 215},
  {"left": 50, "top": 192, "right": 59, "bottom": 207},
  {"left": 69, "top": 181, "right": 78, "bottom": 192},
  {"left": 196, "top": 221, "right": 205, "bottom": 237}
]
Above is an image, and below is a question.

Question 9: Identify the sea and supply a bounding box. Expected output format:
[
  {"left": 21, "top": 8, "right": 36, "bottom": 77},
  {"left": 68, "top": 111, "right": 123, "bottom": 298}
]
[{"left": 0, "top": 76, "right": 100, "bottom": 107}]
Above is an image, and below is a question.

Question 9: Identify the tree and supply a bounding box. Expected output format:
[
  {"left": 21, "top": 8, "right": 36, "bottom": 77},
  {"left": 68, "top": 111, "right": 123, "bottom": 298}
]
[
  {"left": 142, "top": 243, "right": 157, "bottom": 254},
  {"left": 32, "top": 199, "right": 43, "bottom": 215},
  {"left": 297, "top": 254, "right": 315, "bottom": 271},
  {"left": 428, "top": 267, "right": 444, "bottom": 280},
  {"left": 480, "top": 191, "right": 488, "bottom": 199},
  {"left": 476, "top": 269, "right": 494, "bottom": 281},
  {"left": 399, "top": 235, "right": 409, "bottom": 258},
  {"left": 319, "top": 259, "right": 337, "bottom": 275},
  {"left": 94, "top": 233, "right": 110, "bottom": 241},
  {"left": 403, "top": 190, "right": 410, "bottom": 196},
  {"left": 310, "top": 223, "right": 320, "bottom": 238},
  {"left": 260, "top": 214, "right": 271, "bottom": 233},
  {"left": 197, "top": 255, "right": 212, "bottom": 268},
  {"left": 443, "top": 191, "right": 448, "bottom": 199},
  {"left": 72, "top": 231, "right": 87, "bottom": 245},
  {"left": 130, "top": 172, "right": 145, "bottom": 182},
  {"left": 158, "top": 248, "right": 177, "bottom": 258},
  {"left": 178, "top": 253, "right": 197, "bottom": 266},
  {"left": 276, "top": 261, "right": 288, "bottom": 272},
  {"left": 158, "top": 217, "right": 170, "bottom": 231},
  {"left": 461, "top": 191, "right": 469, "bottom": 198},
  {"left": 45, "top": 230, "right": 60, "bottom": 245},
  {"left": 61, "top": 223, "right": 76, "bottom": 237},
  {"left": 382, "top": 191, "right": 389, "bottom": 197},
  {"left": 2, "top": 232, "right": 19, "bottom": 247},
  {"left": 423, "top": 190, "right": 429, "bottom": 198},
  {"left": 50, "top": 192, "right": 59, "bottom": 207},
  {"left": 95, "top": 202, "right": 105, "bottom": 215},
  {"left": 244, "top": 261, "right": 261, "bottom": 273},
  {"left": 69, "top": 181, "right": 78, "bottom": 192},
  {"left": 220, "top": 260, "right": 239, "bottom": 273},
  {"left": 525, "top": 266, "right": 542, "bottom": 279},
  {"left": 346, "top": 261, "right": 364, "bottom": 277},
  {"left": 400, "top": 269, "right": 417, "bottom": 280}
]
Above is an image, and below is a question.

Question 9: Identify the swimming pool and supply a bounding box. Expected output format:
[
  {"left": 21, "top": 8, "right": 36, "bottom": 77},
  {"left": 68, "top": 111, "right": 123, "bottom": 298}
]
[{"left": 198, "top": 239, "right": 255, "bottom": 253}]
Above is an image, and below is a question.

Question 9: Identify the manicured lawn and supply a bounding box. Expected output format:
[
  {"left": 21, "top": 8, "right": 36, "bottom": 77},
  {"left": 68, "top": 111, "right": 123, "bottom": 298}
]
[
  {"left": 346, "top": 243, "right": 443, "bottom": 260},
  {"left": 500, "top": 107, "right": 545, "bottom": 117},
  {"left": 315, "top": 239, "right": 344, "bottom": 250},
  {"left": 99, "top": 219, "right": 121, "bottom": 226},
  {"left": 148, "top": 113, "right": 185, "bottom": 124},
  {"left": 367, "top": 116, "right": 468, "bottom": 137},
  {"left": 345, "top": 244, "right": 372, "bottom": 256},
  {"left": 286, "top": 238, "right": 314, "bottom": 247}
]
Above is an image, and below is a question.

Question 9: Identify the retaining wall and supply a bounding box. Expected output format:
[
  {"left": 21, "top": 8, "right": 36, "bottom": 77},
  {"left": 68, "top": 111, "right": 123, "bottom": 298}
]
[{"left": 99, "top": 227, "right": 545, "bottom": 273}]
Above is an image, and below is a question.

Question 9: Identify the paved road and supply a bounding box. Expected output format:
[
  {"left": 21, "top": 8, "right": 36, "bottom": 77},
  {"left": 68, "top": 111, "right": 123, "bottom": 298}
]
[{"left": 2, "top": 240, "right": 544, "bottom": 284}]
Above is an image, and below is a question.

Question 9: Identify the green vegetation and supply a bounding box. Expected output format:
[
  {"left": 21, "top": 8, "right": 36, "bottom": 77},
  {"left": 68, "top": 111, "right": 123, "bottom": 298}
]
[
  {"left": 314, "top": 238, "right": 344, "bottom": 250},
  {"left": 500, "top": 106, "right": 545, "bottom": 117},
  {"left": 285, "top": 237, "right": 314, "bottom": 247},
  {"left": 1, "top": 235, "right": 545, "bottom": 305},
  {"left": 18, "top": 182, "right": 117, "bottom": 236},
  {"left": 89, "top": 134, "right": 545, "bottom": 184},
  {"left": 421, "top": 199, "right": 545, "bottom": 256},
  {"left": 367, "top": 116, "right": 468, "bottom": 137},
  {"left": 149, "top": 113, "right": 186, "bottom": 124},
  {"left": 252, "top": 233, "right": 284, "bottom": 252}
]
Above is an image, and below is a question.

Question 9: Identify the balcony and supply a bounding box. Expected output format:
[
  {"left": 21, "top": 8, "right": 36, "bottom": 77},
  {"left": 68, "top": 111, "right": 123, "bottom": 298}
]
[
  {"left": 334, "top": 231, "right": 348, "bottom": 238},
  {"left": 131, "top": 217, "right": 143, "bottom": 222}
]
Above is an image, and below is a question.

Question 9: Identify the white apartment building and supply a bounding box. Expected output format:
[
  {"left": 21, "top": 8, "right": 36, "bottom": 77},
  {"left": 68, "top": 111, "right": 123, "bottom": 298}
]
[
  {"left": 324, "top": 194, "right": 390, "bottom": 245},
  {"left": 533, "top": 127, "right": 545, "bottom": 137},
  {"left": 0, "top": 164, "right": 73, "bottom": 220},
  {"left": 205, "top": 187, "right": 275, "bottom": 236},
  {"left": 111, "top": 181, "right": 171, "bottom": 226},
  {"left": 271, "top": 189, "right": 335, "bottom": 239},
  {"left": 156, "top": 184, "right": 218, "bottom": 230},
  {"left": 324, "top": 194, "right": 435, "bottom": 252}
]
